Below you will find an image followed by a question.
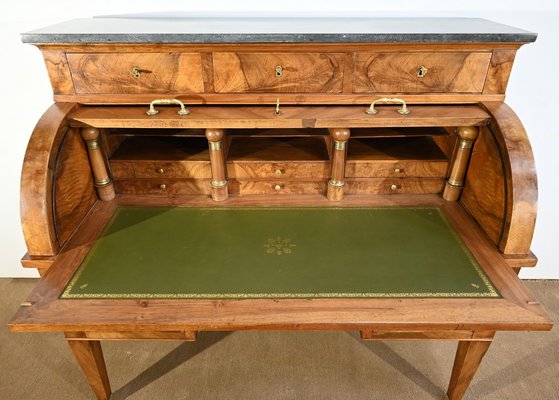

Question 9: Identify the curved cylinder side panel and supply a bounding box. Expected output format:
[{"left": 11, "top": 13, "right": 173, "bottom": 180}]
[
  {"left": 20, "top": 103, "right": 78, "bottom": 256},
  {"left": 481, "top": 101, "right": 538, "bottom": 254},
  {"left": 461, "top": 125, "right": 508, "bottom": 245},
  {"left": 53, "top": 127, "right": 98, "bottom": 245}
]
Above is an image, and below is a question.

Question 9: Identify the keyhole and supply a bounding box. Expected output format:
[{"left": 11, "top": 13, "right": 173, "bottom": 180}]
[
  {"left": 417, "top": 65, "right": 428, "bottom": 78},
  {"left": 275, "top": 65, "right": 283, "bottom": 77}
]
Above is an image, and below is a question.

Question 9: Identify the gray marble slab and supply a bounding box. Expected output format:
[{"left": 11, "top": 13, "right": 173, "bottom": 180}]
[{"left": 21, "top": 16, "right": 537, "bottom": 44}]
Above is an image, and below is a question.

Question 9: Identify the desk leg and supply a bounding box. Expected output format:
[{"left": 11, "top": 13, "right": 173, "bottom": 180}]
[
  {"left": 67, "top": 337, "right": 112, "bottom": 400},
  {"left": 447, "top": 339, "right": 492, "bottom": 400}
]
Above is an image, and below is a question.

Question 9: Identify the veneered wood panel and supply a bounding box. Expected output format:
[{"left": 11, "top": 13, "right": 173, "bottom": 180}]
[
  {"left": 353, "top": 52, "right": 491, "bottom": 93},
  {"left": 229, "top": 180, "right": 327, "bottom": 195},
  {"left": 346, "top": 178, "right": 444, "bottom": 194},
  {"left": 461, "top": 126, "right": 507, "bottom": 245},
  {"left": 483, "top": 49, "right": 517, "bottom": 94},
  {"left": 54, "top": 92, "right": 506, "bottom": 105},
  {"left": 42, "top": 50, "right": 74, "bottom": 95},
  {"left": 67, "top": 53, "right": 204, "bottom": 94},
  {"left": 111, "top": 161, "right": 211, "bottom": 179},
  {"left": 213, "top": 52, "right": 345, "bottom": 93},
  {"left": 346, "top": 160, "right": 448, "bottom": 178},
  {"left": 53, "top": 128, "right": 98, "bottom": 246},
  {"left": 114, "top": 179, "right": 212, "bottom": 195},
  {"left": 227, "top": 162, "right": 329, "bottom": 180},
  {"left": 69, "top": 105, "right": 491, "bottom": 129}
]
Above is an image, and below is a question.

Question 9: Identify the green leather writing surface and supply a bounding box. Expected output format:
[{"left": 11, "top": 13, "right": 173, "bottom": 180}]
[{"left": 62, "top": 207, "right": 499, "bottom": 299}]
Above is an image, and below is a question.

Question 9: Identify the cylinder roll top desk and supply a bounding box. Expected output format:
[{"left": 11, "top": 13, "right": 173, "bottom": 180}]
[{"left": 9, "top": 16, "right": 552, "bottom": 399}]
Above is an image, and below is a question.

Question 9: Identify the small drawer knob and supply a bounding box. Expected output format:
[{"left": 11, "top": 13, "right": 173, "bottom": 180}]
[
  {"left": 159, "top": 184, "right": 167, "bottom": 190},
  {"left": 390, "top": 184, "right": 401, "bottom": 191},
  {"left": 157, "top": 168, "right": 165, "bottom": 174},
  {"left": 275, "top": 168, "right": 284, "bottom": 175},
  {"left": 274, "top": 184, "right": 283, "bottom": 191},
  {"left": 394, "top": 168, "right": 402, "bottom": 174}
]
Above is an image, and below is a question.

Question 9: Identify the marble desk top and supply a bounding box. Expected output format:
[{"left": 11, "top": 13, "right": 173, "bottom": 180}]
[{"left": 22, "top": 16, "right": 537, "bottom": 44}]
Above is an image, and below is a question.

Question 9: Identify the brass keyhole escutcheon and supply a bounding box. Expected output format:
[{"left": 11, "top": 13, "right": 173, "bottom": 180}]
[
  {"left": 417, "top": 65, "right": 428, "bottom": 78},
  {"left": 130, "top": 66, "right": 141, "bottom": 78},
  {"left": 275, "top": 65, "right": 283, "bottom": 77}
]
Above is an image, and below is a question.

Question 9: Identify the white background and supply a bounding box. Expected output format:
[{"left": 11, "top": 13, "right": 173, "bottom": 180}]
[{"left": 0, "top": 1, "right": 557, "bottom": 278}]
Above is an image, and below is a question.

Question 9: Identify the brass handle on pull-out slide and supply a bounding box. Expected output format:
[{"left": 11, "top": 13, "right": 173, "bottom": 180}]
[
  {"left": 146, "top": 99, "right": 190, "bottom": 116},
  {"left": 365, "top": 98, "right": 410, "bottom": 115}
]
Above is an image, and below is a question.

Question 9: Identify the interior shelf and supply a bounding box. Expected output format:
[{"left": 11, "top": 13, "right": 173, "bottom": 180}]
[
  {"left": 110, "top": 136, "right": 210, "bottom": 162},
  {"left": 227, "top": 136, "right": 330, "bottom": 162},
  {"left": 347, "top": 136, "right": 449, "bottom": 162}
]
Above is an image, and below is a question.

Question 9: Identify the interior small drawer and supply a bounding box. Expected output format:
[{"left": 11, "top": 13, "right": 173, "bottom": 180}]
[
  {"left": 345, "top": 178, "right": 445, "bottom": 195},
  {"left": 111, "top": 160, "right": 211, "bottom": 179},
  {"left": 114, "top": 179, "right": 211, "bottom": 195},
  {"left": 213, "top": 52, "right": 345, "bottom": 93},
  {"left": 227, "top": 162, "right": 329, "bottom": 180},
  {"left": 353, "top": 52, "right": 491, "bottom": 93},
  {"left": 67, "top": 53, "right": 204, "bottom": 94},
  {"left": 346, "top": 160, "right": 448, "bottom": 178},
  {"left": 229, "top": 180, "right": 327, "bottom": 195}
]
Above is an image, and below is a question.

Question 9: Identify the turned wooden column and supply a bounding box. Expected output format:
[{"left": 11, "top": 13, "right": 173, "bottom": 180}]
[
  {"left": 447, "top": 337, "right": 493, "bottom": 400},
  {"left": 205, "top": 128, "right": 228, "bottom": 201},
  {"left": 80, "top": 127, "right": 115, "bottom": 201},
  {"left": 66, "top": 335, "right": 111, "bottom": 400},
  {"left": 327, "top": 128, "right": 351, "bottom": 201},
  {"left": 443, "top": 126, "right": 480, "bottom": 201}
]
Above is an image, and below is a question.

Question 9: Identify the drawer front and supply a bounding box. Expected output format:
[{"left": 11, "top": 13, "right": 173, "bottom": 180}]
[
  {"left": 213, "top": 53, "right": 345, "bottom": 93},
  {"left": 114, "top": 179, "right": 211, "bottom": 195},
  {"left": 229, "top": 180, "right": 327, "bottom": 195},
  {"left": 346, "top": 160, "right": 448, "bottom": 178},
  {"left": 227, "top": 162, "right": 329, "bottom": 180},
  {"left": 111, "top": 161, "right": 211, "bottom": 179},
  {"left": 67, "top": 53, "right": 204, "bottom": 94},
  {"left": 353, "top": 52, "right": 491, "bottom": 93},
  {"left": 346, "top": 178, "right": 445, "bottom": 195}
]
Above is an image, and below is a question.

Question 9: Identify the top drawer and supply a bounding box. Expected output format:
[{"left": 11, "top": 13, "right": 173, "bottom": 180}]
[
  {"left": 353, "top": 52, "right": 491, "bottom": 93},
  {"left": 213, "top": 52, "right": 345, "bottom": 93},
  {"left": 67, "top": 53, "right": 204, "bottom": 94}
]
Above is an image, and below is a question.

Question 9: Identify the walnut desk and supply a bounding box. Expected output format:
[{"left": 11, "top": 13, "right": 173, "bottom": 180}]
[{"left": 10, "top": 17, "right": 552, "bottom": 400}]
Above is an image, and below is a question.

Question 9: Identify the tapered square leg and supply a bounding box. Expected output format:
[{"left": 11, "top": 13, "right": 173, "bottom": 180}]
[
  {"left": 447, "top": 340, "right": 492, "bottom": 400},
  {"left": 67, "top": 338, "right": 112, "bottom": 400}
]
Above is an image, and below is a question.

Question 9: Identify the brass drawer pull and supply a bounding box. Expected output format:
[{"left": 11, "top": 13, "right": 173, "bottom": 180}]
[
  {"left": 275, "top": 65, "right": 283, "bottom": 77},
  {"left": 394, "top": 168, "right": 403, "bottom": 174},
  {"left": 390, "top": 184, "right": 401, "bottom": 191},
  {"left": 417, "top": 65, "right": 428, "bottom": 78},
  {"left": 274, "top": 184, "right": 283, "bottom": 192},
  {"left": 365, "top": 98, "right": 410, "bottom": 115},
  {"left": 146, "top": 99, "right": 190, "bottom": 116},
  {"left": 130, "top": 66, "right": 141, "bottom": 78},
  {"left": 159, "top": 184, "right": 167, "bottom": 190},
  {"left": 275, "top": 168, "right": 284, "bottom": 176},
  {"left": 157, "top": 168, "right": 165, "bottom": 174}
]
